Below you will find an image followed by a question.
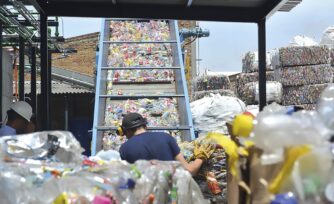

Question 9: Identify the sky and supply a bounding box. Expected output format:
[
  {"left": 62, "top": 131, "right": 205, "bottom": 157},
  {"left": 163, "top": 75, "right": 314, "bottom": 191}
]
[{"left": 59, "top": 0, "right": 334, "bottom": 73}]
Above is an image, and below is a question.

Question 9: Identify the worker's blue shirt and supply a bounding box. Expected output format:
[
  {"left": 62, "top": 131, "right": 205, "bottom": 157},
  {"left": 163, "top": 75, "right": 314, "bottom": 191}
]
[
  {"left": 0, "top": 125, "right": 16, "bottom": 137},
  {"left": 119, "top": 132, "right": 180, "bottom": 163}
]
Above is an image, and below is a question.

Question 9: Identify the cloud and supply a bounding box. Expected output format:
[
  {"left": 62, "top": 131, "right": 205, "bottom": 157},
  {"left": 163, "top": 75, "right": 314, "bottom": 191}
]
[{"left": 199, "top": 0, "right": 334, "bottom": 72}]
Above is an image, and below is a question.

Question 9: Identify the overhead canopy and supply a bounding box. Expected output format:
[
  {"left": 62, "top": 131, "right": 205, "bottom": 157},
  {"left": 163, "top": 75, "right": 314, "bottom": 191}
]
[{"left": 27, "top": 0, "right": 302, "bottom": 22}]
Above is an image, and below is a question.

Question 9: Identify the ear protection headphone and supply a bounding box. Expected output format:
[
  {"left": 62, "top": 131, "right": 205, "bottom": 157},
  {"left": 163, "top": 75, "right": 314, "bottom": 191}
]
[{"left": 116, "top": 117, "right": 148, "bottom": 136}]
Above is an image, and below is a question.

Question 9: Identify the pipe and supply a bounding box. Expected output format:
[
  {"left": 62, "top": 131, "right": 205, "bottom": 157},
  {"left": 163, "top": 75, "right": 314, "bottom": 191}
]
[
  {"left": 258, "top": 19, "right": 267, "bottom": 111},
  {"left": 31, "top": 46, "right": 36, "bottom": 114},
  {"left": 19, "top": 36, "right": 24, "bottom": 101},
  {"left": 48, "top": 51, "right": 52, "bottom": 129},
  {"left": 64, "top": 95, "right": 68, "bottom": 130},
  {"left": 40, "top": 12, "right": 50, "bottom": 130},
  {"left": 0, "top": 23, "right": 3, "bottom": 122}
]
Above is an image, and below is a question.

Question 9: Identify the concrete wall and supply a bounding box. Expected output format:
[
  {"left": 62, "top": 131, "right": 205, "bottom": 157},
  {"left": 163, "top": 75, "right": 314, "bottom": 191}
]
[{"left": 2, "top": 48, "right": 13, "bottom": 120}]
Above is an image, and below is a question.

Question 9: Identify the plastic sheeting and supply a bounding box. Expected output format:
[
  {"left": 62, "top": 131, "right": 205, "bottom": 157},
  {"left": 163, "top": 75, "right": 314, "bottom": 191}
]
[
  {"left": 0, "top": 131, "right": 84, "bottom": 164},
  {"left": 242, "top": 51, "right": 272, "bottom": 73},
  {"left": 239, "top": 81, "right": 283, "bottom": 105},
  {"left": 194, "top": 75, "right": 231, "bottom": 92},
  {"left": 109, "top": 20, "right": 170, "bottom": 42},
  {"left": 104, "top": 98, "right": 180, "bottom": 127},
  {"left": 274, "top": 64, "right": 333, "bottom": 87},
  {"left": 320, "top": 26, "right": 334, "bottom": 49},
  {"left": 236, "top": 72, "right": 275, "bottom": 97},
  {"left": 192, "top": 89, "right": 235, "bottom": 101},
  {"left": 282, "top": 84, "right": 331, "bottom": 105},
  {"left": 289, "top": 35, "right": 318, "bottom": 47},
  {"left": 271, "top": 46, "right": 330, "bottom": 68},
  {"left": 191, "top": 95, "right": 246, "bottom": 135},
  {"left": 0, "top": 159, "right": 209, "bottom": 204}
]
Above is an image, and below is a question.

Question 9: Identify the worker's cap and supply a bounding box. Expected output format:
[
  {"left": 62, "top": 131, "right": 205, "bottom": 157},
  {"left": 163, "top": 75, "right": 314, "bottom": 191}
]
[
  {"left": 122, "top": 113, "right": 147, "bottom": 131},
  {"left": 10, "top": 101, "right": 33, "bottom": 122}
]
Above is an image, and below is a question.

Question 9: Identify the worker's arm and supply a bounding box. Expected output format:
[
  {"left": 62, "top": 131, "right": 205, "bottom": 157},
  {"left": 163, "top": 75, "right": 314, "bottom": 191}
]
[{"left": 175, "top": 153, "right": 203, "bottom": 176}]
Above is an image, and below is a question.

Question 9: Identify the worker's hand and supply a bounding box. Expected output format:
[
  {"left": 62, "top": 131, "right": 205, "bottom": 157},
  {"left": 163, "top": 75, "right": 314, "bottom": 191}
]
[{"left": 193, "top": 142, "right": 215, "bottom": 162}]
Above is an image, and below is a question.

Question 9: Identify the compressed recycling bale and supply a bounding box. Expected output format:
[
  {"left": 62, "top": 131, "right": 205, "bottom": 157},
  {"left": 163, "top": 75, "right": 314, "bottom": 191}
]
[
  {"left": 194, "top": 75, "right": 231, "bottom": 92},
  {"left": 239, "top": 81, "right": 282, "bottom": 105},
  {"left": 236, "top": 72, "right": 275, "bottom": 97},
  {"left": 192, "top": 89, "right": 235, "bottom": 101},
  {"left": 274, "top": 64, "right": 333, "bottom": 86},
  {"left": 271, "top": 46, "right": 330, "bottom": 68},
  {"left": 301, "top": 104, "right": 316, "bottom": 110},
  {"left": 282, "top": 84, "right": 331, "bottom": 105},
  {"left": 242, "top": 51, "right": 273, "bottom": 73}
]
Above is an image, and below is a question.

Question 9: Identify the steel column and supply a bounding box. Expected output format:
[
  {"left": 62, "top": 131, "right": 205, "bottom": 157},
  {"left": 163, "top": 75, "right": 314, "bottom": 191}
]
[
  {"left": 48, "top": 51, "right": 52, "bottom": 129},
  {"left": 0, "top": 23, "right": 2, "bottom": 122},
  {"left": 30, "top": 46, "right": 37, "bottom": 114},
  {"left": 40, "top": 12, "right": 50, "bottom": 130},
  {"left": 64, "top": 95, "right": 68, "bottom": 131},
  {"left": 258, "top": 19, "right": 267, "bottom": 111},
  {"left": 19, "top": 36, "right": 25, "bottom": 101}
]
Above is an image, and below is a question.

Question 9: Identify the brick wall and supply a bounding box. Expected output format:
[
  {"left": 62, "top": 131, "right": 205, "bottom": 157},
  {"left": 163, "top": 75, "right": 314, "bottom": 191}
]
[
  {"left": 178, "top": 21, "right": 197, "bottom": 96},
  {"left": 53, "top": 32, "right": 99, "bottom": 77}
]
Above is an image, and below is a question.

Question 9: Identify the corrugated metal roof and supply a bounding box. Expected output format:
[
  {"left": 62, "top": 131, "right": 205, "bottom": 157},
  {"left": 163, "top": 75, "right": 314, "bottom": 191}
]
[{"left": 15, "top": 81, "right": 93, "bottom": 95}]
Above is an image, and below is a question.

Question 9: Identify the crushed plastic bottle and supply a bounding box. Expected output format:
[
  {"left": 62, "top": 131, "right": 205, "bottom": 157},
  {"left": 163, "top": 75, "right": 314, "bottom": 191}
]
[{"left": 317, "top": 84, "right": 334, "bottom": 130}]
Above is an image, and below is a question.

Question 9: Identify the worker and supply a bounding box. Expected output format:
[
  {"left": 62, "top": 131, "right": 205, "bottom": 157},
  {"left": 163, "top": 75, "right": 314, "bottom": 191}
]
[
  {"left": 0, "top": 101, "right": 33, "bottom": 136},
  {"left": 25, "top": 114, "right": 36, "bottom": 134},
  {"left": 119, "top": 112, "right": 215, "bottom": 175}
]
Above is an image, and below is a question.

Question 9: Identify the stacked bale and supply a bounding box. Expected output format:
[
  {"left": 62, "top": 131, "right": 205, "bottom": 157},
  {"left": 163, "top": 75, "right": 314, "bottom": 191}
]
[
  {"left": 192, "top": 74, "right": 235, "bottom": 101},
  {"left": 237, "top": 51, "right": 282, "bottom": 105},
  {"left": 273, "top": 46, "right": 333, "bottom": 110}
]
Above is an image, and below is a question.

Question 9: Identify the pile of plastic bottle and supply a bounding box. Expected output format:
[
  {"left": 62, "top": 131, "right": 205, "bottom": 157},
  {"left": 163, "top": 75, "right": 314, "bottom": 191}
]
[
  {"left": 236, "top": 85, "right": 334, "bottom": 203},
  {"left": 0, "top": 131, "right": 208, "bottom": 204}
]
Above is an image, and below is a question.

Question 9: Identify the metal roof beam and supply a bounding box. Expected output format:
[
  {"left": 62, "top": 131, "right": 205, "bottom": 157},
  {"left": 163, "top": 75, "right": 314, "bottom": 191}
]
[
  {"left": 3, "top": 34, "right": 64, "bottom": 41},
  {"left": 27, "top": 0, "right": 45, "bottom": 14},
  {"left": 46, "top": 3, "right": 261, "bottom": 22},
  {"left": 17, "top": 20, "right": 59, "bottom": 27},
  {"left": 259, "top": 0, "right": 288, "bottom": 20},
  {"left": 0, "top": 0, "right": 33, "bottom": 6}
]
